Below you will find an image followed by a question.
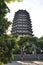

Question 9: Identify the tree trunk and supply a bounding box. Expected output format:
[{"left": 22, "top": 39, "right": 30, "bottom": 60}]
[
  {"left": 21, "top": 46, "right": 23, "bottom": 60},
  {"left": 33, "top": 44, "right": 37, "bottom": 58}
]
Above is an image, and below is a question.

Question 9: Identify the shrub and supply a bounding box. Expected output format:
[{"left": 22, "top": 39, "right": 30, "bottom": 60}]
[{"left": 0, "top": 62, "right": 4, "bottom": 65}]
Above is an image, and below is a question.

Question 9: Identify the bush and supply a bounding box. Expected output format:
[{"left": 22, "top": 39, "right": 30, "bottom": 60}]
[{"left": 0, "top": 62, "right": 4, "bottom": 65}]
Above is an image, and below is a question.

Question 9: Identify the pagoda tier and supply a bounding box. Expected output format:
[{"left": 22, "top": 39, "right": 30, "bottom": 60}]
[{"left": 11, "top": 10, "right": 33, "bottom": 37}]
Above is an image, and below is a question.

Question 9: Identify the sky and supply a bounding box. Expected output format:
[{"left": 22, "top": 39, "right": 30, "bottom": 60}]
[{"left": 6, "top": 0, "right": 43, "bottom": 38}]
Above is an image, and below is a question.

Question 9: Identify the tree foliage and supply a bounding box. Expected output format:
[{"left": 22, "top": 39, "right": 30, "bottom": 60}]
[
  {"left": 37, "top": 37, "right": 43, "bottom": 50},
  {"left": 0, "top": 62, "right": 4, "bottom": 65},
  {"left": 0, "top": 0, "right": 12, "bottom": 62},
  {"left": 0, "top": 0, "right": 11, "bottom": 34},
  {"left": 0, "top": 35, "right": 17, "bottom": 63},
  {"left": 5, "top": 0, "right": 23, "bottom": 3},
  {"left": 0, "top": 0, "right": 23, "bottom": 63}
]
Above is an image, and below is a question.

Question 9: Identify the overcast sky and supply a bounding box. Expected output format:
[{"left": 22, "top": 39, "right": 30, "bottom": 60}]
[{"left": 6, "top": 0, "right": 43, "bottom": 38}]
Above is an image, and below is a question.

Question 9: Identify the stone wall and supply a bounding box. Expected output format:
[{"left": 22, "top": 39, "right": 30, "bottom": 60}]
[{"left": 14, "top": 54, "right": 43, "bottom": 61}]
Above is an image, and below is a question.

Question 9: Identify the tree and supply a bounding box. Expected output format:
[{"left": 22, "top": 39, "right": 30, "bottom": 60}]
[
  {"left": 0, "top": 0, "right": 23, "bottom": 34},
  {"left": 0, "top": 0, "right": 23, "bottom": 63},
  {"left": 0, "top": 34, "right": 17, "bottom": 63},
  {"left": 17, "top": 35, "right": 31, "bottom": 60},
  {"left": 0, "top": 0, "right": 11, "bottom": 35},
  {"left": 5, "top": 37, "right": 17, "bottom": 62},
  {"left": 29, "top": 36, "right": 38, "bottom": 57},
  {"left": 37, "top": 37, "right": 43, "bottom": 51},
  {"left": 0, "top": 0, "right": 12, "bottom": 63}
]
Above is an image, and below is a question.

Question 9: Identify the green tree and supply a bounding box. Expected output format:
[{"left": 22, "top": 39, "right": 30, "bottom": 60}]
[
  {"left": 17, "top": 35, "right": 31, "bottom": 60},
  {"left": 0, "top": 0, "right": 12, "bottom": 63},
  {"left": 0, "top": 0, "right": 11, "bottom": 34},
  {"left": 0, "top": 0, "right": 23, "bottom": 63},
  {"left": 0, "top": 35, "right": 17, "bottom": 63},
  {"left": 0, "top": 35, "right": 11, "bottom": 63},
  {"left": 29, "top": 36, "right": 38, "bottom": 57},
  {"left": 5, "top": 37, "right": 17, "bottom": 62},
  {"left": 0, "top": 0, "right": 23, "bottom": 34},
  {"left": 37, "top": 37, "right": 43, "bottom": 50}
]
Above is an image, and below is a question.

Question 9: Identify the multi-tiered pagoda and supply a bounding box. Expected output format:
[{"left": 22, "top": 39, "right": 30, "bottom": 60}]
[{"left": 11, "top": 10, "right": 33, "bottom": 37}]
